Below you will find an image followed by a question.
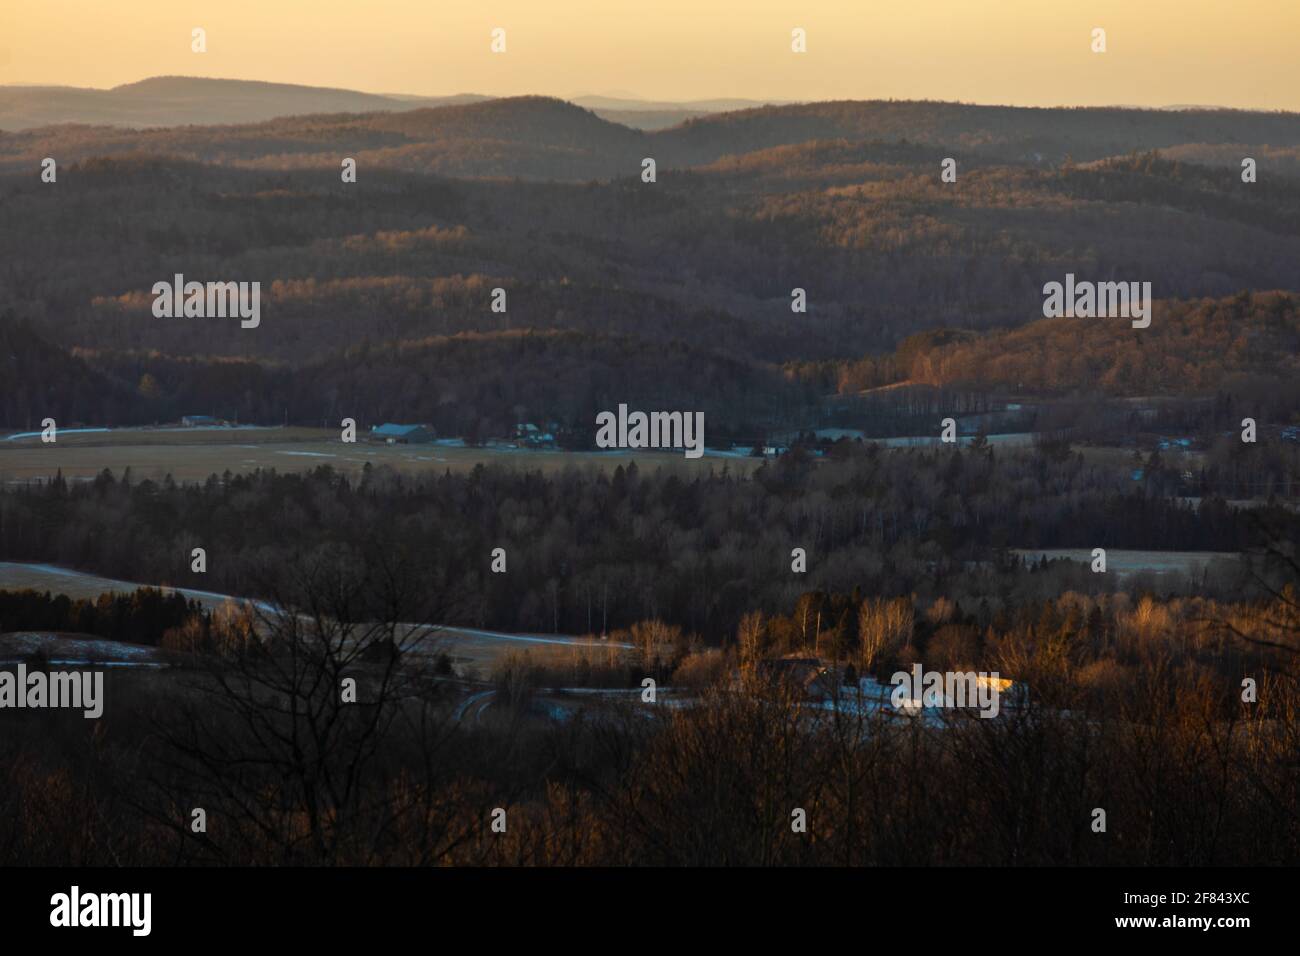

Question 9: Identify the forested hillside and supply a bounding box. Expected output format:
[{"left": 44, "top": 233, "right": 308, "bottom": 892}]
[
  {"left": 2, "top": 98, "right": 1299, "bottom": 432},
  {"left": 912, "top": 291, "right": 1300, "bottom": 394},
  {"left": 4, "top": 446, "right": 1293, "bottom": 637},
  {"left": 0, "top": 317, "right": 136, "bottom": 427},
  {"left": 9, "top": 95, "right": 1300, "bottom": 174},
  {"left": 798, "top": 291, "right": 1300, "bottom": 397}
]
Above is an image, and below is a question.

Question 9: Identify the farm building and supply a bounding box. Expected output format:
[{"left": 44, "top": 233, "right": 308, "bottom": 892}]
[
  {"left": 753, "top": 657, "right": 838, "bottom": 700},
  {"left": 371, "top": 423, "right": 435, "bottom": 444},
  {"left": 514, "top": 423, "right": 556, "bottom": 448}
]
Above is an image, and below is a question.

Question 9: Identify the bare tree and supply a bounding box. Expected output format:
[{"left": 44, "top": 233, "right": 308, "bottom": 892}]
[
  {"left": 858, "top": 596, "right": 914, "bottom": 675},
  {"left": 737, "top": 610, "right": 765, "bottom": 678},
  {"left": 138, "top": 540, "right": 481, "bottom": 864}
]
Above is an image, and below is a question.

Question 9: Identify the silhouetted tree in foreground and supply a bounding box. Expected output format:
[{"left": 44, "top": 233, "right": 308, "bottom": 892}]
[{"left": 135, "top": 543, "right": 496, "bottom": 864}]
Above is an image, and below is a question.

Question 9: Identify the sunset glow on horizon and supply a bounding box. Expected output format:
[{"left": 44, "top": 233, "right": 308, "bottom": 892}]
[{"left": 3, "top": 0, "right": 1299, "bottom": 111}]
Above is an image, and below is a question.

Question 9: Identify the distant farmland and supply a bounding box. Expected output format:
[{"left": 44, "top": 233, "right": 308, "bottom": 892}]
[
  {"left": 0, "top": 427, "right": 763, "bottom": 483},
  {"left": 1012, "top": 548, "right": 1241, "bottom": 580}
]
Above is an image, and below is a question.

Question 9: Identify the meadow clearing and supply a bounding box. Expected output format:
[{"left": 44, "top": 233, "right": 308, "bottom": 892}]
[
  {"left": 0, "top": 561, "right": 632, "bottom": 673},
  {"left": 0, "top": 426, "right": 763, "bottom": 483},
  {"left": 1011, "top": 548, "right": 1241, "bottom": 579}
]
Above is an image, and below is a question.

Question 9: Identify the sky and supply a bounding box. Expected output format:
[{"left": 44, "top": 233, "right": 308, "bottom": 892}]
[{"left": 2, "top": 0, "right": 1298, "bottom": 111}]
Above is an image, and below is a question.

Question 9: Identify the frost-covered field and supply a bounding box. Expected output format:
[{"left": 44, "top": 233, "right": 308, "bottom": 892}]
[
  {"left": 0, "top": 427, "right": 761, "bottom": 482},
  {"left": 0, "top": 631, "right": 166, "bottom": 666},
  {"left": 1012, "top": 549, "right": 1240, "bottom": 579},
  {"left": 0, "top": 562, "right": 628, "bottom": 673}
]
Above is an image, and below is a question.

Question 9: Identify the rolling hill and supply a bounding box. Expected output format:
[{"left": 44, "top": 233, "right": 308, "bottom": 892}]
[
  {"left": 2, "top": 83, "right": 1300, "bottom": 436},
  {"left": 0, "top": 77, "right": 774, "bottom": 135},
  {"left": 6, "top": 80, "right": 1300, "bottom": 180},
  {"left": 0, "top": 76, "right": 488, "bottom": 130}
]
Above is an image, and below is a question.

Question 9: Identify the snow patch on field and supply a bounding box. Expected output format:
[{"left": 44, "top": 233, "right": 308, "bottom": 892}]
[
  {"left": 1012, "top": 548, "right": 1239, "bottom": 577},
  {"left": 2, "top": 427, "right": 110, "bottom": 441},
  {"left": 0, "top": 631, "right": 164, "bottom": 664}
]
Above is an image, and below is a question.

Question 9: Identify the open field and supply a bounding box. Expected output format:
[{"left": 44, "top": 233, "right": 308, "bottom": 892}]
[
  {"left": 0, "top": 561, "right": 631, "bottom": 674},
  {"left": 0, "top": 426, "right": 763, "bottom": 483},
  {"left": 872, "top": 433, "right": 1035, "bottom": 448},
  {"left": 0, "top": 560, "right": 273, "bottom": 607},
  {"left": 1012, "top": 549, "right": 1240, "bottom": 579},
  {"left": 0, "top": 631, "right": 167, "bottom": 666}
]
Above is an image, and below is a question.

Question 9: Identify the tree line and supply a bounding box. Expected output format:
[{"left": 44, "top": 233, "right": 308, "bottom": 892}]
[{"left": 2, "top": 446, "right": 1292, "bottom": 639}]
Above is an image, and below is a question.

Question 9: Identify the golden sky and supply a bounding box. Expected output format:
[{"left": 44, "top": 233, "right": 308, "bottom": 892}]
[{"left": 2, "top": 0, "right": 1297, "bottom": 110}]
